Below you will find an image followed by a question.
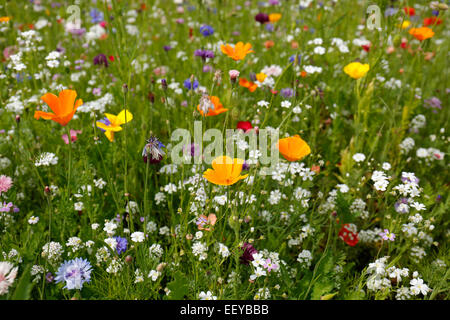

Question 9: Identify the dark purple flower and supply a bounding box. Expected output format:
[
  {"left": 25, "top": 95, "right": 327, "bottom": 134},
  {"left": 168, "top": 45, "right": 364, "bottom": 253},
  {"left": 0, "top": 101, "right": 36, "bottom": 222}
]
[
  {"left": 163, "top": 45, "right": 172, "bottom": 51},
  {"left": 255, "top": 13, "right": 269, "bottom": 24},
  {"left": 240, "top": 243, "right": 258, "bottom": 265},
  {"left": 93, "top": 53, "right": 109, "bottom": 67},
  {"left": 432, "top": 10, "right": 440, "bottom": 16},
  {"left": 114, "top": 236, "right": 128, "bottom": 255},
  {"left": 242, "top": 161, "right": 250, "bottom": 171}
]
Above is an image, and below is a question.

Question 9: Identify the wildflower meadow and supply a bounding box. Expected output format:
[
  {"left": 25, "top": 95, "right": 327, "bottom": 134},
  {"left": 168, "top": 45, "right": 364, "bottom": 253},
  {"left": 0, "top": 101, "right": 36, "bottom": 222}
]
[{"left": 0, "top": 0, "right": 449, "bottom": 303}]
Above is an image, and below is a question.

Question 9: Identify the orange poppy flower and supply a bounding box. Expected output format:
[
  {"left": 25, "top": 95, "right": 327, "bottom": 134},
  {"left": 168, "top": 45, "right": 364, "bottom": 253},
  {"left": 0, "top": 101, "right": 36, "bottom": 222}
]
[
  {"left": 409, "top": 27, "right": 435, "bottom": 41},
  {"left": 264, "top": 40, "right": 275, "bottom": 48},
  {"left": 220, "top": 42, "right": 254, "bottom": 61},
  {"left": 278, "top": 135, "right": 311, "bottom": 162},
  {"left": 203, "top": 156, "right": 248, "bottom": 186},
  {"left": 269, "top": 13, "right": 282, "bottom": 23},
  {"left": 197, "top": 96, "right": 228, "bottom": 117},
  {"left": 34, "top": 90, "right": 83, "bottom": 126},
  {"left": 239, "top": 78, "right": 258, "bottom": 92},
  {"left": 0, "top": 17, "right": 11, "bottom": 23}
]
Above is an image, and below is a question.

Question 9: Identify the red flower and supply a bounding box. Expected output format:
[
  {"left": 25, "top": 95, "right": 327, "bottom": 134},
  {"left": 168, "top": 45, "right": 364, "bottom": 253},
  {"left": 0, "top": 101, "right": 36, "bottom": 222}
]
[
  {"left": 403, "top": 7, "right": 415, "bottom": 16},
  {"left": 423, "top": 17, "right": 443, "bottom": 27},
  {"left": 237, "top": 121, "right": 253, "bottom": 132},
  {"left": 362, "top": 44, "right": 371, "bottom": 52},
  {"left": 338, "top": 223, "right": 359, "bottom": 246}
]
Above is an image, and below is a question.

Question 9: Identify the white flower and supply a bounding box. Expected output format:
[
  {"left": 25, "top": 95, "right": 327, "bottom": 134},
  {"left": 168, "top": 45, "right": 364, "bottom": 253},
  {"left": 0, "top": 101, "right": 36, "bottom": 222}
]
[
  {"left": 250, "top": 267, "right": 267, "bottom": 280},
  {"left": 35, "top": 152, "right": 58, "bottom": 167},
  {"left": 28, "top": 216, "right": 39, "bottom": 224},
  {"left": 382, "top": 162, "right": 391, "bottom": 170},
  {"left": 352, "top": 153, "right": 366, "bottom": 162},
  {"left": 410, "top": 278, "right": 430, "bottom": 296},
  {"left": 74, "top": 202, "right": 84, "bottom": 211},
  {"left": 251, "top": 253, "right": 265, "bottom": 267},
  {"left": 131, "top": 231, "right": 145, "bottom": 243},
  {"left": 281, "top": 100, "right": 291, "bottom": 108},
  {"left": 103, "top": 221, "right": 117, "bottom": 236},
  {"left": 148, "top": 270, "right": 161, "bottom": 281},
  {"left": 199, "top": 291, "right": 217, "bottom": 300}
]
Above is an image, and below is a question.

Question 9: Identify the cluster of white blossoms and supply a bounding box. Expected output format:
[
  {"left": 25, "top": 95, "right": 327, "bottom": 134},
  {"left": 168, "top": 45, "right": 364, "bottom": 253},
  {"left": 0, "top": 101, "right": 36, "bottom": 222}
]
[
  {"left": 41, "top": 241, "right": 64, "bottom": 264},
  {"left": 192, "top": 241, "right": 208, "bottom": 261},
  {"left": 297, "top": 249, "right": 313, "bottom": 268},
  {"left": 371, "top": 170, "right": 390, "bottom": 191},
  {"left": 365, "top": 256, "right": 431, "bottom": 299},
  {"left": 45, "top": 50, "right": 61, "bottom": 68},
  {"left": 35, "top": 152, "right": 58, "bottom": 167},
  {"left": 0, "top": 261, "right": 18, "bottom": 295},
  {"left": 399, "top": 137, "right": 415, "bottom": 154}
]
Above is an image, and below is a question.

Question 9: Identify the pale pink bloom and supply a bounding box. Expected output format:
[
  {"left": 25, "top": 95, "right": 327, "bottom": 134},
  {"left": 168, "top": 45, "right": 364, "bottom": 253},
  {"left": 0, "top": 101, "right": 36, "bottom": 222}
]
[
  {"left": 0, "top": 261, "right": 18, "bottom": 295},
  {"left": 0, "top": 175, "right": 13, "bottom": 195},
  {"left": 229, "top": 69, "right": 240, "bottom": 79},
  {"left": 62, "top": 130, "right": 82, "bottom": 144}
]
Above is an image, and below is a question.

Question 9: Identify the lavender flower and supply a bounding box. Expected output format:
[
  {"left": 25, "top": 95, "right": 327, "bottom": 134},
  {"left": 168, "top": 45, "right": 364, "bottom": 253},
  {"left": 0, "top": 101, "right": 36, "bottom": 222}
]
[
  {"left": 90, "top": 8, "right": 104, "bottom": 24},
  {"left": 55, "top": 258, "right": 92, "bottom": 290},
  {"left": 183, "top": 78, "right": 199, "bottom": 90},
  {"left": 379, "top": 229, "right": 395, "bottom": 241}
]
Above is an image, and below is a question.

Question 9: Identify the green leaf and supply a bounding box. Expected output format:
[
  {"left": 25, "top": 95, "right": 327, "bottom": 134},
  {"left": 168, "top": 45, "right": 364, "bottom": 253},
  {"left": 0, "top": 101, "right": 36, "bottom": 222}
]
[
  {"left": 166, "top": 271, "right": 189, "bottom": 300},
  {"left": 11, "top": 264, "right": 34, "bottom": 300}
]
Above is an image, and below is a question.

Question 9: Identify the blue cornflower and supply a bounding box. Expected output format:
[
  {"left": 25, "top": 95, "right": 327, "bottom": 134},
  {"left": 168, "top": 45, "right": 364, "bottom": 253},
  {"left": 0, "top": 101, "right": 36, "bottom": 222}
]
[
  {"left": 90, "top": 8, "right": 104, "bottom": 24},
  {"left": 55, "top": 258, "right": 92, "bottom": 290},
  {"left": 265, "top": 23, "right": 274, "bottom": 32},
  {"left": 199, "top": 25, "right": 214, "bottom": 36},
  {"left": 384, "top": 7, "right": 398, "bottom": 17},
  {"left": 289, "top": 54, "right": 302, "bottom": 64},
  {"left": 114, "top": 236, "right": 128, "bottom": 255},
  {"left": 184, "top": 78, "right": 199, "bottom": 90},
  {"left": 280, "top": 88, "right": 294, "bottom": 98}
]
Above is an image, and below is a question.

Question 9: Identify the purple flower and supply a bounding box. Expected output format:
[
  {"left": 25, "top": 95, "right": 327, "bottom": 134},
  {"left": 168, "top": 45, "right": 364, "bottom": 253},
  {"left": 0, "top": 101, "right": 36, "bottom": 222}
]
[
  {"left": 255, "top": 13, "right": 269, "bottom": 24},
  {"left": 394, "top": 198, "right": 410, "bottom": 214},
  {"left": 142, "top": 136, "right": 166, "bottom": 164},
  {"left": 424, "top": 97, "right": 442, "bottom": 113},
  {"left": 265, "top": 23, "right": 274, "bottom": 32},
  {"left": 203, "top": 65, "right": 213, "bottom": 73},
  {"left": 289, "top": 54, "right": 302, "bottom": 64},
  {"left": 199, "top": 25, "right": 214, "bottom": 36},
  {"left": 379, "top": 229, "right": 395, "bottom": 241},
  {"left": 163, "top": 45, "right": 172, "bottom": 52},
  {"left": 93, "top": 54, "right": 109, "bottom": 67},
  {"left": 240, "top": 243, "right": 258, "bottom": 265},
  {"left": 280, "top": 88, "right": 294, "bottom": 98},
  {"left": 384, "top": 7, "right": 398, "bottom": 17},
  {"left": 113, "top": 236, "right": 128, "bottom": 255},
  {"left": 90, "top": 8, "right": 104, "bottom": 24},
  {"left": 194, "top": 49, "right": 215, "bottom": 61},
  {"left": 46, "top": 272, "right": 54, "bottom": 283},
  {"left": 184, "top": 78, "right": 199, "bottom": 90},
  {"left": 55, "top": 258, "right": 92, "bottom": 290}
]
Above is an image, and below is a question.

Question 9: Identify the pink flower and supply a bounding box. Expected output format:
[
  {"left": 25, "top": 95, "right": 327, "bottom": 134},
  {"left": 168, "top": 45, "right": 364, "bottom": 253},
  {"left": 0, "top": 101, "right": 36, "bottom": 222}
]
[
  {"left": 0, "top": 175, "right": 12, "bottom": 195},
  {"left": 62, "top": 130, "right": 82, "bottom": 144},
  {"left": 379, "top": 229, "right": 395, "bottom": 241}
]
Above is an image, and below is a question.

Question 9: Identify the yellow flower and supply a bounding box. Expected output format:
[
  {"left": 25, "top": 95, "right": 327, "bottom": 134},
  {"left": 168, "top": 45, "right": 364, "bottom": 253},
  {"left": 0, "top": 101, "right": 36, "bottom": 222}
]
[
  {"left": 278, "top": 135, "right": 311, "bottom": 162},
  {"left": 343, "top": 62, "right": 370, "bottom": 79},
  {"left": 96, "top": 109, "right": 133, "bottom": 142},
  {"left": 400, "top": 20, "right": 411, "bottom": 29},
  {"left": 269, "top": 13, "right": 282, "bottom": 23},
  {"left": 203, "top": 156, "right": 248, "bottom": 186},
  {"left": 255, "top": 72, "right": 267, "bottom": 83}
]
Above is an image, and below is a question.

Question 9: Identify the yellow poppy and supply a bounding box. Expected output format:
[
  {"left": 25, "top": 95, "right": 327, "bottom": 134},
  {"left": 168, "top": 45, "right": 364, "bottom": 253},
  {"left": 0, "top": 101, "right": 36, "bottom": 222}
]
[
  {"left": 96, "top": 109, "right": 133, "bottom": 142},
  {"left": 343, "top": 62, "right": 370, "bottom": 79}
]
